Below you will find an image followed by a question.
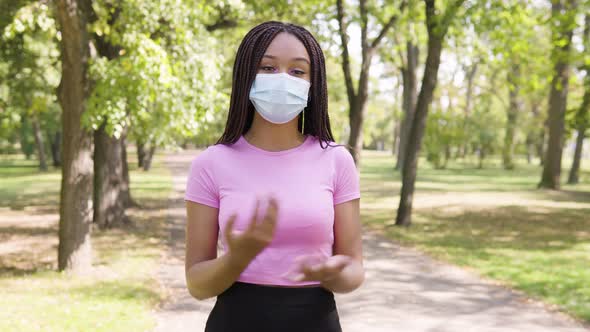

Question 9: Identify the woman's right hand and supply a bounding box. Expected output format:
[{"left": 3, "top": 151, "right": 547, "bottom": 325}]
[{"left": 223, "top": 197, "right": 279, "bottom": 268}]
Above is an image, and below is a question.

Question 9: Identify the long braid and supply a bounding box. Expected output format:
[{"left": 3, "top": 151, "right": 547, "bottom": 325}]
[{"left": 216, "top": 21, "right": 336, "bottom": 149}]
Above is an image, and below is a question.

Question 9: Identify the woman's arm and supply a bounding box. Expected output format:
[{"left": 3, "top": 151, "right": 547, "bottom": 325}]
[
  {"left": 185, "top": 198, "right": 279, "bottom": 300},
  {"left": 320, "top": 198, "right": 365, "bottom": 293},
  {"left": 185, "top": 201, "right": 246, "bottom": 300},
  {"left": 291, "top": 198, "right": 365, "bottom": 293}
]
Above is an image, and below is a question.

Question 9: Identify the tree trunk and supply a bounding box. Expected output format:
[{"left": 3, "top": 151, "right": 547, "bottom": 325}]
[
  {"left": 137, "top": 140, "right": 146, "bottom": 169},
  {"left": 568, "top": 14, "right": 590, "bottom": 185},
  {"left": 525, "top": 131, "right": 534, "bottom": 164},
  {"left": 93, "top": 121, "right": 129, "bottom": 229},
  {"left": 31, "top": 116, "right": 48, "bottom": 171},
  {"left": 478, "top": 146, "right": 485, "bottom": 169},
  {"left": 396, "top": 42, "right": 419, "bottom": 171},
  {"left": 395, "top": 0, "right": 463, "bottom": 226},
  {"left": 142, "top": 145, "right": 156, "bottom": 171},
  {"left": 458, "top": 62, "right": 478, "bottom": 159},
  {"left": 56, "top": 0, "right": 94, "bottom": 273},
  {"left": 121, "top": 132, "right": 137, "bottom": 207},
  {"left": 396, "top": 35, "right": 444, "bottom": 226},
  {"left": 464, "top": 63, "right": 477, "bottom": 116},
  {"left": 19, "top": 115, "right": 34, "bottom": 159},
  {"left": 50, "top": 131, "right": 62, "bottom": 167},
  {"left": 539, "top": 118, "right": 548, "bottom": 166},
  {"left": 392, "top": 119, "right": 400, "bottom": 156},
  {"left": 568, "top": 129, "right": 585, "bottom": 184},
  {"left": 539, "top": 0, "right": 576, "bottom": 189},
  {"left": 530, "top": 103, "right": 546, "bottom": 166},
  {"left": 503, "top": 63, "right": 520, "bottom": 170},
  {"left": 90, "top": 5, "right": 131, "bottom": 217},
  {"left": 336, "top": 0, "right": 403, "bottom": 166},
  {"left": 347, "top": 95, "right": 367, "bottom": 165},
  {"left": 442, "top": 145, "right": 451, "bottom": 169}
]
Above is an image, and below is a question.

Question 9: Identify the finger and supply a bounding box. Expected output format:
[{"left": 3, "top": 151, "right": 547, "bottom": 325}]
[
  {"left": 279, "top": 256, "right": 308, "bottom": 280},
  {"left": 296, "top": 253, "right": 325, "bottom": 267},
  {"left": 289, "top": 273, "right": 306, "bottom": 282},
  {"left": 247, "top": 198, "right": 261, "bottom": 232},
  {"left": 260, "top": 197, "right": 279, "bottom": 231},
  {"left": 301, "top": 263, "right": 322, "bottom": 278},
  {"left": 303, "top": 263, "right": 340, "bottom": 283},
  {"left": 325, "top": 255, "right": 351, "bottom": 269},
  {"left": 223, "top": 214, "right": 238, "bottom": 243},
  {"left": 290, "top": 266, "right": 315, "bottom": 282}
]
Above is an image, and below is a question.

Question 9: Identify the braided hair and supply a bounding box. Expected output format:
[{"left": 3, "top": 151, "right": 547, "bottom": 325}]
[{"left": 216, "top": 21, "right": 336, "bottom": 148}]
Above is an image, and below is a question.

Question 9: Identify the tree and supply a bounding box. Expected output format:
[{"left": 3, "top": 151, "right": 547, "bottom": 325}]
[
  {"left": 88, "top": 1, "right": 130, "bottom": 229},
  {"left": 85, "top": 0, "right": 230, "bottom": 225},
  {"left": 503, "top": 63, "right": 521, "bottom": 170},
  {"left": 568, "top": 13, "right": 590, "bottom": 184},
  {"left": 539, "top": 0, "right": 578, "bottom": 189},
  {"left": 386, "top": 2, "right": 424, "bottom": 170},
  {"left": 1, "top": 2, "right": 61, "bottom": 170},
  {"left": 336, "top": 0, "right": 406, "bottom": 165},
  {"left": 396, "top": 36, "right": 420, "bottom": 170},
  {"left": 55, "top": 0, "right": 94, "bottom": 272},
  {"left": 395, "top": 0, "right": 467, "bottom": 226}
]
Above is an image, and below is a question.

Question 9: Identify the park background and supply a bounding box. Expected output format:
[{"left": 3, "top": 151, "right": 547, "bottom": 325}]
[{"left": 0, "top": 0, "right": 589, "bottom": 331}]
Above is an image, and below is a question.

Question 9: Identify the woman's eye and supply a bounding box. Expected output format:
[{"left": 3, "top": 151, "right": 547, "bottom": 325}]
[
  {"left": 260, "top": 66, "right": 275, "bottom": 72},
  {"left": 291, "top": 69, "right": 305, "bottom": 75}
]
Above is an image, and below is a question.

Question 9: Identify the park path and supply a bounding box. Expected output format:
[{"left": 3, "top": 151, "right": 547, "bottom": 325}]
[{"left": 152, "top": 149, "right": 589, "bottom": 332}]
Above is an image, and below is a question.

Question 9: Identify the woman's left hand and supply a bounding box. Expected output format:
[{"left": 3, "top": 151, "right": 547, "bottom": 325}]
[{"left": 285, "top": 254, "right": 353, "bottom": 283}]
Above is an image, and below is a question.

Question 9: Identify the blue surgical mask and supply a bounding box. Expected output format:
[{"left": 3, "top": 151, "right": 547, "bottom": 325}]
[{"left": 249, "top": 73, "right": 311, "bottom": 124}]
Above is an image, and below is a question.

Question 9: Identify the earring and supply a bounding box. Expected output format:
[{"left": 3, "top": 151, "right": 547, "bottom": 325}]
[{"left": 302, "top": 109, "right": 305, "bottom": 134}]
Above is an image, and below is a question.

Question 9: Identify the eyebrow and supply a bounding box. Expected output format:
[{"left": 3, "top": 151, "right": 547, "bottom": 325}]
[{"left": 262, "top": 54, "right": 310, "bottom": 65}]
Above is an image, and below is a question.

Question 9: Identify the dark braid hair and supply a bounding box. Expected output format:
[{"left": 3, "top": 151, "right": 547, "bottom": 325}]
[{"left": 216, "top": 21, "right": 336, "bottom": 148}]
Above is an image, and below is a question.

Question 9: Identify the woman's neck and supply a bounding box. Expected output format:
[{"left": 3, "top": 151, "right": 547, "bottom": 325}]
[{"left": 244, "top": 114, "right": 305, "bottom": 152}]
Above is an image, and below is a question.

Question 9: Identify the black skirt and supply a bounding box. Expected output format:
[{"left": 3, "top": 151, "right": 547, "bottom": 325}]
[{"left": 204, "top": 281, "right": 343, "bottom": 332}]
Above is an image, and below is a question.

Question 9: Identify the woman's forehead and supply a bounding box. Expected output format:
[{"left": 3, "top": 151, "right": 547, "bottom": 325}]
[{"left": 263, "top": 32, "right": 310, "bottom": 63}]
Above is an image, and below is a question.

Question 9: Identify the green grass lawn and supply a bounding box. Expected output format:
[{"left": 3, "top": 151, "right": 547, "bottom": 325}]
[
  {"left": 0, "top": 152, "right": 173, "bottom": 332},
  {"left": 360, "top": 150, "right": 590, "bottom": 323}
]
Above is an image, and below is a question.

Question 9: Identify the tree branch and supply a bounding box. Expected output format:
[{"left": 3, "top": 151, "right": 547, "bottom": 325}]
[
  {"left": 370, "top": 0, "right": 408, "bottom": 49},
  {"left": 440, "top": 0, "right": 467, "bottom": 33},
  {"left": 392, "top": 33, "right": 407, "bottom": 69},
  {"left": 336, "top": 0, "right": 356, "bottom": 101},
  {"left": 360, "top": 0, "right": 369, "bottom": 51},
  {"left": 205, "top": 19, "right": 238, "bottom": 32}
]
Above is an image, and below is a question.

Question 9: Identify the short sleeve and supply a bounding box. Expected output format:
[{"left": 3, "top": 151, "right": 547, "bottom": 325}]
[
  {"left": 184, "top": 151, "right": 219, "bottom": 208},
  {"left": 333, "top": 147, "right": 361, "bottom": 205}
]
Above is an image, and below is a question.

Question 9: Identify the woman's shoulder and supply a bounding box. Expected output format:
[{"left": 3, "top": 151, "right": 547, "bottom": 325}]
[
  {"left": 188, "top": 142, "right": 236, "bottom": 168},
  {"left": 310, "top": 136, "right": 352, "bottom": 159}
]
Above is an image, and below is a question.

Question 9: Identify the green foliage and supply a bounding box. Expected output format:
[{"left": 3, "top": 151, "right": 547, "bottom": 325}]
[
  {"left": 364, "top": 96, "right": 396, "bottom": 150},
  {"left": 424, "top": 108, "right": 464, "bottom": 169},
  {"left": 0, "top": 2, "right": 60, "bottom": 155},
  {"left": 84, "top": 0, "right": 229, "bottom": 147}
]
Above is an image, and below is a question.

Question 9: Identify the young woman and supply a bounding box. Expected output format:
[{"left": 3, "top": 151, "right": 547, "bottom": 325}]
[{"left": 184, "top": 21, "right": 364, "bottom": 332}]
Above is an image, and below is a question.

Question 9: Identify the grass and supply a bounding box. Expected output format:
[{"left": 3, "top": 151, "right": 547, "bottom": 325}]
[
  {"left": 0, "top": 152, "right": 173, "bottom": 332},
  {"left": 360, "top": 150, "right": 590, "bottom": 323}
]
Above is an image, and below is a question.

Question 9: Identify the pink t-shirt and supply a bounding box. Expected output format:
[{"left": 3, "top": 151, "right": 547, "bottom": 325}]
[{"left": 184, "top": 135, "right": 360, "bottom": 286}]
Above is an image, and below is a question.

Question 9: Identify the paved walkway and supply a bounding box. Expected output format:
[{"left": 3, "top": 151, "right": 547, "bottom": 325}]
[{"left": 152, "top": 150, "right": 589, "bottom": 332}]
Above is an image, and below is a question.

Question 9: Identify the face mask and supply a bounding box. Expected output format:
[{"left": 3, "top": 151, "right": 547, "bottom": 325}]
[{"left": 249, "top": 73, "right": 311, "bottom": 124}]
